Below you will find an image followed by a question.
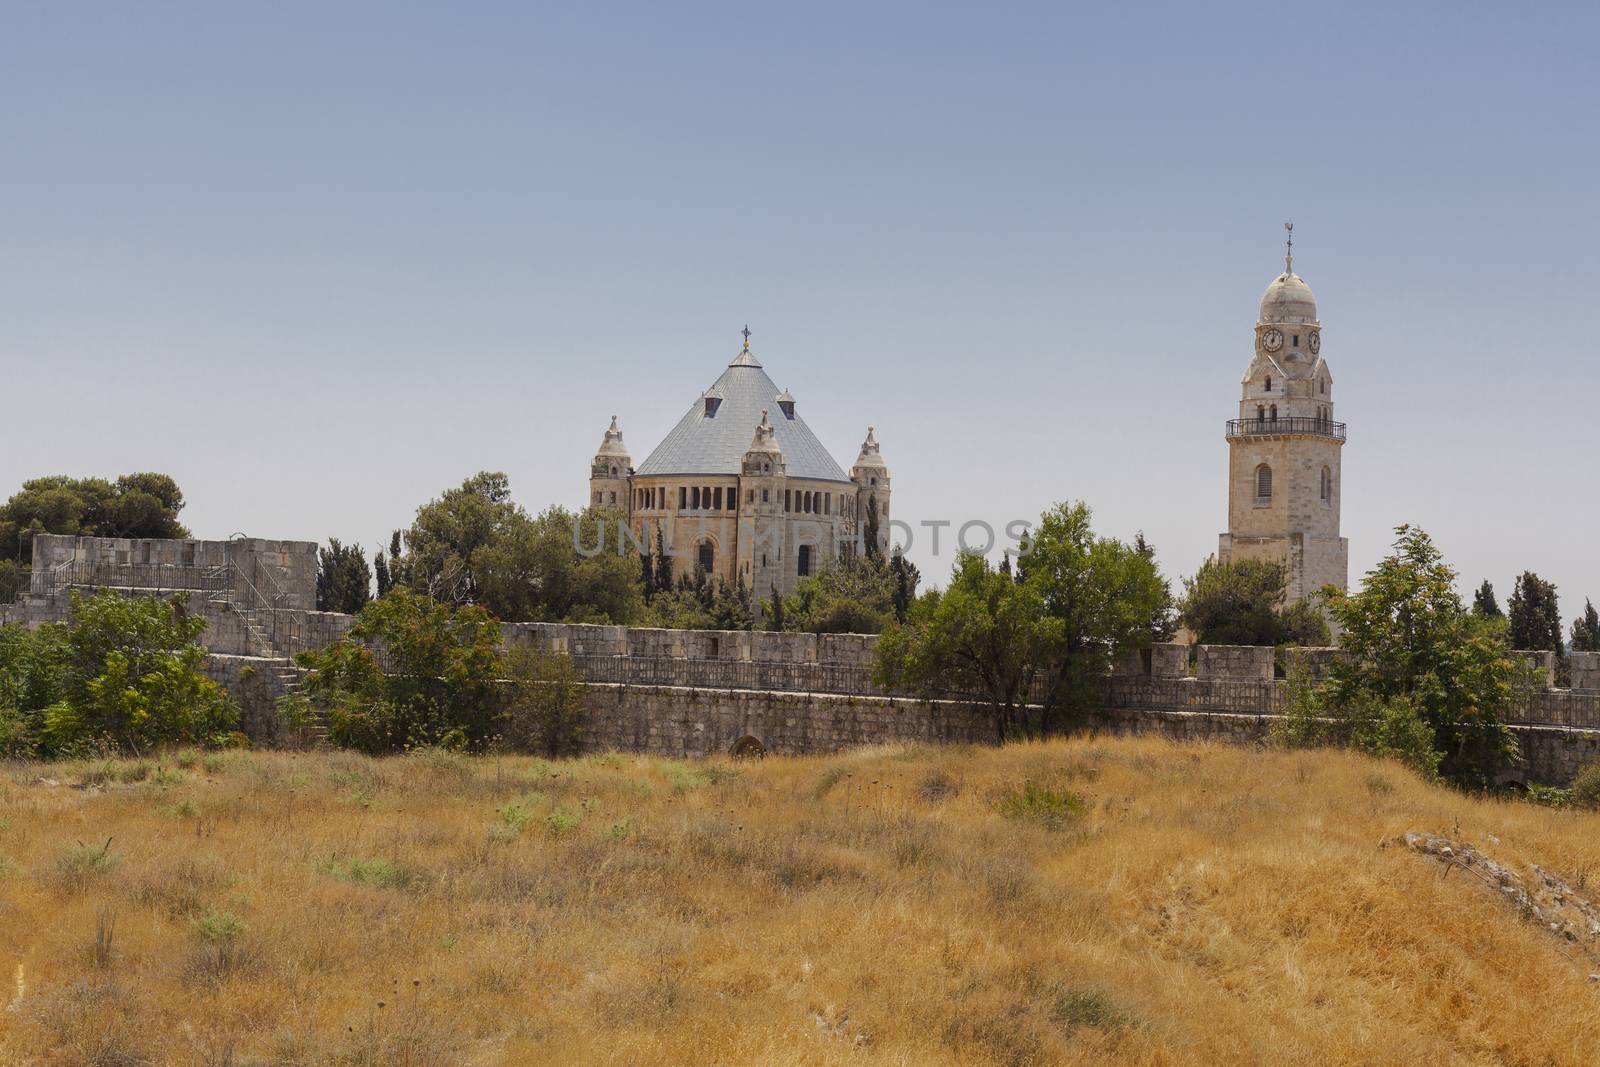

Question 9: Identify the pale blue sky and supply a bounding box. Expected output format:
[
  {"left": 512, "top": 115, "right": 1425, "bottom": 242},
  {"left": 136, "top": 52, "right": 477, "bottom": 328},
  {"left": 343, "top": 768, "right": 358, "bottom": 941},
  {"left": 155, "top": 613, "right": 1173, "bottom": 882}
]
[{"left": 2, "top": 3, "right": 1596, "bottom": 615}]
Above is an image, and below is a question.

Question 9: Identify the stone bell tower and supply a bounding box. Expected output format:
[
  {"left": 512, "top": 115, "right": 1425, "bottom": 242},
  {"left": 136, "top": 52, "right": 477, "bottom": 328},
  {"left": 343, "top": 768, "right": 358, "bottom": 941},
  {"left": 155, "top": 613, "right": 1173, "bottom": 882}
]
[
  {"left": 738, "top": 410, "right": 787, "bottom": 600},
  {"left": 850, "top": 427, "right": 891, "bottom": 555},
  {"left": 589, "top": 415, "right": 632, "bottom": 512},
  {"left": 1219, "top": 226, "right": 1348, "bottom": 603}
]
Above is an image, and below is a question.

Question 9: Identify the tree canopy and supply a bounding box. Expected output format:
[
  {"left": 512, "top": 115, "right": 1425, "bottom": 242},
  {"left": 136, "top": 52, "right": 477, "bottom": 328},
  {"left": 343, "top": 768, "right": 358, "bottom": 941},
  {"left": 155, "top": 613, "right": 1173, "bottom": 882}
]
[
  {"left": 315, "top": 539, "right": 373, "bottom": 614},
  {"left": 291, "top": 589, "right": 503, "bottom": 754},
  {"left": 875, "top": 501, "right": 1170, "bottom": 739},
  {"left": 1508, "top": 571, "right": 1563, "bottom": 652},
  {"left": 389, "top": 472, "right": 643, "bottom": 624},
  {"left": 1572, "top": 599, "right": 1600, "bottom": 654},
  {"left": 0, "top": 473, "right": 190, "bottom": 563},
  {"left": 0, "top": 591, "right": 235, "bottom": 757},
  {"left": 1178, "top": 556, "right": 1329, "bottom": 647},
  {"left": 1320, "top": 525, "right": 1520, "bottom": 787}
]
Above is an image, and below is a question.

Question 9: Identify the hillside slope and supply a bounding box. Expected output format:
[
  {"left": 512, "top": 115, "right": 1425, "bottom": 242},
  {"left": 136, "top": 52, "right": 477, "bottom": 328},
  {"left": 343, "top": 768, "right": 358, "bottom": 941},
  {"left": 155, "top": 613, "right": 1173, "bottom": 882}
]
[{"left": 2, "top": 737, "right": 1598, "bottom": 1065}]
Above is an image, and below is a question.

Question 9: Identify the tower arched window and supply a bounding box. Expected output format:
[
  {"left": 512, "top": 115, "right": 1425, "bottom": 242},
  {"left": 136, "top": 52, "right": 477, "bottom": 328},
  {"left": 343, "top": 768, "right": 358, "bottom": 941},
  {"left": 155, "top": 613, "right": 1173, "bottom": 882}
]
[
  {"left": 1255, "top": 464, "right": 1273, "bottom": 502},
  {"left": 1269, "top": 404, "right": 1278, "bottom": 421},
  {"left": 1256, "top": 404, "right": 1265, "bottom": 421},
  {"left": 798, "top": 544, "right": 812, "bottom": 578},
  {"left": 697, "top": 540, "right": 715, "bottom": 574},
  {"left": 1264, "top": 376, "right": 1272, "bottom": 392},
  {"left": 1320, "top": 466, "right": 1331, "bottom": 502},
  {"left": 610, "top": 466, "right": 617, "bottom": 477}
]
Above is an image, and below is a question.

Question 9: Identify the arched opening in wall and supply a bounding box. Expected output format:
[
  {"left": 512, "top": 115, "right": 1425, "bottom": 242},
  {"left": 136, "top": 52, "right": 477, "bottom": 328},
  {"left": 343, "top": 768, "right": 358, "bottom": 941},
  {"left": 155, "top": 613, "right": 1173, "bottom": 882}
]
[
  {"left": 1255, "top": 464, "right": 1273, "bottom": 502},
  {"left": 798, "top": 544, "right": 812, "bottom": 577},
  {"left": 1320, "top": 466, "right": 1331, "bottom": 502},
  {"left": 1256, "top": 404, "right": 1265, "bottom": 421},
  {"left": 610, "top": 466, "right": 618, "bottom": 477},
  {"left": 697, "top": 539, "right": 715, "bottom": 574},
  {"left": 1269, "top": 404, "right": 1278, "bottom": 421},
  {"left": 731, "top": 735, "right": 767, "bottom": 759},
  {"left": 1264, "top": 376, "right": 1272, "bottom": 392}
]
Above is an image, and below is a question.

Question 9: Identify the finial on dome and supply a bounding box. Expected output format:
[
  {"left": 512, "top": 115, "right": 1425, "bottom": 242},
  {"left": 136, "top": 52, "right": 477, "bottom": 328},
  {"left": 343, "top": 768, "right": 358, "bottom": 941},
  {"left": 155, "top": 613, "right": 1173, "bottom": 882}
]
[
  {"left": 1284, "top": 221, "right": 1294, "bottom": 275},
  {"left": 741, "top": 324, "right": 751, "bottom": 351},
  {"left": 609, "top": 414, "right": 618, "bottom": 430}
]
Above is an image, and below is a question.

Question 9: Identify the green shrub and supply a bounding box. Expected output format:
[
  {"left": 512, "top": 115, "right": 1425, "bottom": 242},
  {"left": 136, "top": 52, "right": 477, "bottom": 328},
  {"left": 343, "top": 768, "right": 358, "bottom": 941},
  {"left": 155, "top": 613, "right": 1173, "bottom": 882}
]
[
  {"left": 1570, "top": 764, "right": 1600, "bottom": 810},
  {"left": 54, "top": 839, "right": 120, "bottom": 890},
  {"left": 500, "top": 646, "right": 589, "bottom": 757},
  {"left": 314, "top": 854, "right": 411, "bottom": 890},
  {"left": 545, "top": 806, "right": 581, "bottom": 834},
  {"left": 995, "top": 781, "right": 1084, "bottom": 829},
  {"left": 0, "top": 594, "right": 236, "bottom": 758},
  {"left": 1527, "top": 783, "right": 1571, "bottom": 808},
  {"left": 296, "top": 591, "right": 503, "bottom": 755}
]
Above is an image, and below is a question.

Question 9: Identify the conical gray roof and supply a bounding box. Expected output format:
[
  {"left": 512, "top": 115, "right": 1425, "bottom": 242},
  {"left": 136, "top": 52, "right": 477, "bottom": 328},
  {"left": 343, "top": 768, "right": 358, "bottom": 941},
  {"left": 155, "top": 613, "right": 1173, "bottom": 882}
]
[{"left": 636, "top": 350, "right": 851, "bottom": 482}]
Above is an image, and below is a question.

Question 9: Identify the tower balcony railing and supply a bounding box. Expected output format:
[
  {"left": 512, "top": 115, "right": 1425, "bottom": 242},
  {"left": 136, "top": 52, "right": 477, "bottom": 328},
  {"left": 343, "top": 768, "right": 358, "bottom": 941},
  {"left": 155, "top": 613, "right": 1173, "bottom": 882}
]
[{"left": 1225, "top": 417, "right": 1346, "bottom": 441}]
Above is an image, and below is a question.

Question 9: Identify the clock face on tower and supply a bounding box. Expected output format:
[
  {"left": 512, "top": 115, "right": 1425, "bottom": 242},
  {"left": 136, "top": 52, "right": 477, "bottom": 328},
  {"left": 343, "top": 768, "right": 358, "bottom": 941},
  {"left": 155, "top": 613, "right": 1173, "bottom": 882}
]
[
  {"left": 1308, "top": 328, "right": 1321, "bottom": 355},
  {"left": 1260, "top": 328, "right": 1284, "bottom": 354}
]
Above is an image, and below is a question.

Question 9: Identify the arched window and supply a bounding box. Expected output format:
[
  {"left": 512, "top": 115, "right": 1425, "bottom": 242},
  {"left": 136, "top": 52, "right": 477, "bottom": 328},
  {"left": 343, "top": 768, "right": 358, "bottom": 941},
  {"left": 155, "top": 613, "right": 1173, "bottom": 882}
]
[
  {"left": 697, "top": 540, "right": 714, "bottom": 574},
  {"left": 610, "top": 466, "right": 617, "bottom": 477},
  {"left": 691, "top": 487, "right": 700, "bottom": 509},
  {"left": 1264, "top": 376, "right": 1272, "bottom": 392},
  {"left": 1319, "top": 378, "right": 1326, "bottom": 395},
  {"left": 1269, "top": 404, "right": 1278, "bottom": 421},
  {"left": 1320, "top": 466, "right": 1332, "bottom": 502},
  {"left": 798, "top": 544, "right": 812, "bottom": 577},
  {"left": 1256, "top": 404, "right": 1265, "bottom": 421},
  {"left": 1255, "top": 464, "right": 1273, "bottom": 502}
]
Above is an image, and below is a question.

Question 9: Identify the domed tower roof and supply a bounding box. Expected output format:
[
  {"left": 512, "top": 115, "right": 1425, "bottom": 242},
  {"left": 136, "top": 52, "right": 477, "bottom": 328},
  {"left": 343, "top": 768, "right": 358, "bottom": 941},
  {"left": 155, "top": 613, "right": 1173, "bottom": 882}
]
[
  {"left": 853, "top": 426, "right": 887, "bottom": 469},
  {"left": 594, "top": 415, "right": 630, "bottom": 458},
  {"left": 1259, "top": 271, "right": 1318, "bottom": 325},
  {"left": 1259, "top": 224, "right": 1318, "bottom": 324},
  {"left": 635, "top": 330, "right": 852, "bottom": 482}
]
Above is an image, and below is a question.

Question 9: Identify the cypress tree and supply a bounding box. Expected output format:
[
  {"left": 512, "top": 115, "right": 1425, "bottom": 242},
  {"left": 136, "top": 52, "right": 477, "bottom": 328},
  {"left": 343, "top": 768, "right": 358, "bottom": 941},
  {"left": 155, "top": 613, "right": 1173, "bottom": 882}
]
[
  {"left": 1472, "top": 580, "right": 1503, "bottom": 618},
  {"left": 1573, "top": 599, "right": 1600, "bottom": 653}
]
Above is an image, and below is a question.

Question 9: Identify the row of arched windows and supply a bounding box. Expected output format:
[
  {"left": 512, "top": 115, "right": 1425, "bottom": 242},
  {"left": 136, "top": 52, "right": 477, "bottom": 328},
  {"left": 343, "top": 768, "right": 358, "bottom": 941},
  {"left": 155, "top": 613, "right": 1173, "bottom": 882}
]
[{"left": 626, "top": 483, "right": 854, "bottom": 516}]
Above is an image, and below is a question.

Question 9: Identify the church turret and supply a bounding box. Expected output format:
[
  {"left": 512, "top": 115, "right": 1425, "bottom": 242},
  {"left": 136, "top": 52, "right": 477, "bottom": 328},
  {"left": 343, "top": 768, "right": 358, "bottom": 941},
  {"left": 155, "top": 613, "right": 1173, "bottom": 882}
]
[
  {"left": 738, "top": 409, "right": 787, "bottom": 601},
  {"left": 1221, "top": 226, "right": 1347, "bottom": 606},
  {"left": 589, "top": 415, "right": 632, "bottom": 512},
  {"left": 851, "top": 426, "right": 891, "bottom": 556}
]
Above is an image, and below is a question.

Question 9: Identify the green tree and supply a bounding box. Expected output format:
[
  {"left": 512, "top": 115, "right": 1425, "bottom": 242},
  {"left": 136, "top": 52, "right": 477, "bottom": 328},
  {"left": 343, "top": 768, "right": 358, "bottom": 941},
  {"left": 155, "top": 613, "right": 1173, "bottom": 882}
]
[
  {"left": 1272, "top": 669, "right": 1441, "bottom": 780},
  {"left": 1508, "top": 571, "right": 1563, "bottom": 652},
  {"left": 0, "top": 591, "right": 235, "bottom": 757},
  {"left": 0, "top": 474, "right": 192, "bottom": 599},
  {"left": 499, "top": 645, "right": 588, "bottom": 756},
  {"left": 1022, "top": 502, "right": 1174, "bottom": 728},
  {"left": 874, "top": 552, "right": 1061, "bottom": 742},
  {"left": 863, "top": 495, "right": 881, "bottom": 561},
  {"left": 1472, "top": 580, "right": 1503, "bottom": 618},
  {"left": 1572, "top": 599, "right": 1600, "bottom": 654},
  {"left": 1323, "top": 525, "right": 1520, "bottom": 787},
  {"left": 373, "top": 550, "right": 392, "bottom": 598},
  {"left": 653, "top": 525, "right": 673, "bottom": 596},
  {"left": 1134, "top": 532, "right": 1177, "bottom": 641},
  {"left": 315, "top": 539, "right": 373, "bottom": 614},
  {"left": 783, "top": 556, "right": 898, "bottom": 634},
  {"left": 393, "top": 473, "right": 643, "bottom": 623},
  {"left": 1178, "top": 556, "right": 1329, "bottom": 647},
  {"left": 875, "top": 501, "right": 1168, "bottom": 740},
  {"left": 292, "top": 589, "right": 503, "bottom": 754},
  {"left": 888, "top": 548, "right": 920, "bottom": 624}
]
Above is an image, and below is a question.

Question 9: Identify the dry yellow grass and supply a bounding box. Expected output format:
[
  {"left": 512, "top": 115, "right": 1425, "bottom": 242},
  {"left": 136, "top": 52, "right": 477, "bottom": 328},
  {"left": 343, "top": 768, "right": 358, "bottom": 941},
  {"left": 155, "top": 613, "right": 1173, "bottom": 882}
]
[{"left": 2, "top": 736, "right": 1599, "bottom": 1065}]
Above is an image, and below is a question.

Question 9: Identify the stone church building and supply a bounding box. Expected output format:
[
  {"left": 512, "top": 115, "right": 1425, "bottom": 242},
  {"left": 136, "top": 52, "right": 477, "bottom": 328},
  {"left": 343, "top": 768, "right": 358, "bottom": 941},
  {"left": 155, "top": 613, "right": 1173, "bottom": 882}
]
[
  {"left": 1219, "top": 236, "right": 1348, "bottom": 602},
  {"left": 589, "top": 330, "right": 890, "bottom": 602}
]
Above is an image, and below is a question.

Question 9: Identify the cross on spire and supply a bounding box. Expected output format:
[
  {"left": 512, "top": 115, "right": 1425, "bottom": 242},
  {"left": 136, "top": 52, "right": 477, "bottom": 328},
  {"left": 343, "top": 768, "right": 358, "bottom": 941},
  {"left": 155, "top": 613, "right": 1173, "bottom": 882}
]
[
  {"left": 1284, "top": 221, "right": 1294, "bottom": 274},
  {"left": 741, "top": 324, "right": 751, "bottom": 350}
]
